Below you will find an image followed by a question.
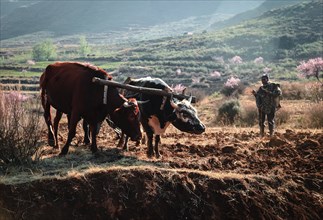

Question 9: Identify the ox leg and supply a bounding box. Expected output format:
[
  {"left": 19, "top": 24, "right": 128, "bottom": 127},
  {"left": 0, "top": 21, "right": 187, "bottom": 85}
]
[
  {"left": 83, "top": 120, "right": 91, "bottom": 145},
  {"left": 123, "top": 136, "right": 129, "bottom": 151},
  {"left": 147, "top": 133, "right": 154, "bottom": 158},
  {"left": 154, "top": 135, "right": 161, "bottom": 158},
  {"left": 89, "top": 123, "right": 100, "bottom": 153},
  {"left": 59, "top": 114, "right": 80, "bottom": 156},
  {"left": 117, "top": 132, "right": 125, "bottom": 149},
  {"left": 43, "top": 102, "right": 55, "bottom": 147},
  {"left": 53, "top": 111, "right": 63, "bottom": 149}
]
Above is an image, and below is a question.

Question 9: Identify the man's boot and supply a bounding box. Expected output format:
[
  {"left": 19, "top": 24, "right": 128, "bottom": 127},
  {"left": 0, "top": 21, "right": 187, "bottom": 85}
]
[
  {"left": 269, "top": 129, "right": 274, "bottom": 137},
  {"left": 269, "top": 125, "right": 274, "bottom": 137}
]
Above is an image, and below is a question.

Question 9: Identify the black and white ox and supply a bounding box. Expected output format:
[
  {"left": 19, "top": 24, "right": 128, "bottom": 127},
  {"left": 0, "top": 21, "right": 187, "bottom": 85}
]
[{"left": 123, "top": 77, "right": 205, "bottom": 158}]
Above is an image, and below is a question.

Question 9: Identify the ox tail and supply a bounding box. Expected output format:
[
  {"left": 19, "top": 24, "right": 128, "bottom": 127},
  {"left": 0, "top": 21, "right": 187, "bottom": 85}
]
[
  {"left": 39, "top": 66, "right": 51, "bottom": 110},
  {"left": 39, "top": 72, "right": 46, "bottom": 110}
]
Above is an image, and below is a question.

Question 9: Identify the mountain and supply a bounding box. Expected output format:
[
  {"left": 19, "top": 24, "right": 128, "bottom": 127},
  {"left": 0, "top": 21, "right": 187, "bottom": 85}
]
[{"left": 0, "top": 0, "right": 262, "bottom": 40}]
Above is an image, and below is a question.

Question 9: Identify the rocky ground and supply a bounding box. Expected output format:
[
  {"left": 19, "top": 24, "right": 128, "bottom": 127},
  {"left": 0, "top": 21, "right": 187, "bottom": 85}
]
[{"left": 0, "top": 122, "right": 322, "bottom": 220}]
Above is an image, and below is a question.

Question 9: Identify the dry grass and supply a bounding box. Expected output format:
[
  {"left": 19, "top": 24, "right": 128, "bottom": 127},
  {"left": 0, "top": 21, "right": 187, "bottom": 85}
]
[{"left": 0, "top": 89, "right": 45, "bottom": 165}]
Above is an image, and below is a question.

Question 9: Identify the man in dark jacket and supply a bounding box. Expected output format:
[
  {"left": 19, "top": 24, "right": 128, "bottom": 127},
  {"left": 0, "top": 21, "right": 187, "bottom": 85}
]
[{"left": 252, "top": 74, "right": 282, "bottom": 137}]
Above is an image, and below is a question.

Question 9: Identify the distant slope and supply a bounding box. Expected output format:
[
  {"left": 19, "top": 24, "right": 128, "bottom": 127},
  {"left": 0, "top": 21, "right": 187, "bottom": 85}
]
[
  {"left": 142, "top": 0, "right": 322, "bottom": 62},
  {"left": 0, "top": 1, "right": 261, "bottom": 40},
  {"left": 210, "top": 0, "right": 310, "bottom": 30}
]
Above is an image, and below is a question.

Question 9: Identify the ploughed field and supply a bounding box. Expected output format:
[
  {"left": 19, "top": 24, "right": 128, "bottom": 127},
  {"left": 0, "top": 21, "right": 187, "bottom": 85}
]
[{"left": 0, "top": 121, "right": 322, "bottom": 220}]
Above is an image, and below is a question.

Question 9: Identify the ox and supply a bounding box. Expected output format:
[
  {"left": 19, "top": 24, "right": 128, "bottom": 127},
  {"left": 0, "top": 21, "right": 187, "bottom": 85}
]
[
  {"left": 40, "top": 62, "right": 141, "bottom": 155},
  {"left": 123, "top": 77, "right": 205, "bottom": 158}
]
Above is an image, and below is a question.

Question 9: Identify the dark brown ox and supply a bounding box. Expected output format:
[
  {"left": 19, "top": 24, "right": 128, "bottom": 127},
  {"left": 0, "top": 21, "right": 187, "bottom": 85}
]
[{"left": 40, "top": 62, "right": 141, "bottom": 155}]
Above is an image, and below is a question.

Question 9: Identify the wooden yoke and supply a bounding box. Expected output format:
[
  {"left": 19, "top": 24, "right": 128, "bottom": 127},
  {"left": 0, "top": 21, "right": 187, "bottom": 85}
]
[{"left": 92, "top": 77, "right": 196, "bottom": 103}]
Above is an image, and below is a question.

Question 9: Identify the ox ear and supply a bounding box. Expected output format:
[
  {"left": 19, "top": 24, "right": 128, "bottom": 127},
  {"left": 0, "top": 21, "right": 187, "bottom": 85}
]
[
  {"left": 170, "top": 96, "right": 178, "bottom": 109},
  {"left": 182, "top": 87, "right": 187, "bottom": 95},
  {"left": 123, "top": 101, "right": 133, "bottom": 108}
]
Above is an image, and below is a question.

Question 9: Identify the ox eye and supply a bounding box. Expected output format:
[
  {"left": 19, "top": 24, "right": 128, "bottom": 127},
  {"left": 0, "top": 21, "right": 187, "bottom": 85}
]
[{"left": 182, "top": 112, "right": 189, "bottom": 118}]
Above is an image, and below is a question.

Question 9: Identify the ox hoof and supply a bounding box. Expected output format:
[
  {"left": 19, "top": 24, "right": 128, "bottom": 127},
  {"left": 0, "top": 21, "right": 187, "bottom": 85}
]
[
  {"left": 59, "top": 148, "right": 68, "bottom": 156},
  {"left": 83, "top": 138, "right": 90, "bottom": 145},
  {"left": 90, "top": 146, "right": 98, "bottom": 153},
  {"left": 155, "top": 153, "right": 161, "bottom": 158},
  {"left": 147, "top": 151, "right": 154, "bottom": 158},
  {"left": 59, "top": 152, "right": 67, "bottom": 156}
]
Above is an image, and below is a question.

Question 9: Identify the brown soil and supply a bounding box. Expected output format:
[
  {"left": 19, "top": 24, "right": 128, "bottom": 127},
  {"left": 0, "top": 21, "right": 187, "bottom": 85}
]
[{"left": 0, "top": 122, "right": 322, "bottom": 220}]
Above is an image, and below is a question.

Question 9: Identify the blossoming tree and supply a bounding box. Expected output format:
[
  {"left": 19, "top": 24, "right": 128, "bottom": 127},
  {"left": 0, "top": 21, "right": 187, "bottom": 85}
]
[{"left": 297, "top": 57, "right": 323, "bottom": 84}]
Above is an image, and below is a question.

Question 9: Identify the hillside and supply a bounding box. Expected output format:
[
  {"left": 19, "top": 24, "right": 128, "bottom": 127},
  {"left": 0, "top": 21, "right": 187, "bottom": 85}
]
[
  {"left": 0, "top": 1, "right": 322, "bottom": 96},
  {"left": 209, "top": 0, "right": 309, "bottom": 30},
  {"left": 0, "top": 0, "right": 262, "bottom": 40}
]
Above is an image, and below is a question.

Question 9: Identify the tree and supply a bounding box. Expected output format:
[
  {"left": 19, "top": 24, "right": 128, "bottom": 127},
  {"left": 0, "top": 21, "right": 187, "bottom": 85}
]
[
  {"left": 79, "top": 36, "right": 91, "bottom": 57},
  {"left": 297, "top": 57, "right": 323, "bottom": 84},
  {"left": 221, "top": 76, "right": 243, "bottom": 97},
  {"left": 32, "top": 39, "right": 57, "bottom": 61}
]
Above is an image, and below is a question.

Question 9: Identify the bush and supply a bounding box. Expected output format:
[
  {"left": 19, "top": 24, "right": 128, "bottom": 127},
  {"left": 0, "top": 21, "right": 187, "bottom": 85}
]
[
  {"left": 281, "top": 82, "right": 306, "bottom": 100},
  {"left": 305, "top": 82, "right": 323, "bottom": 102},
  {"left": 275, "top": 108, "right": 290, "bottom": 125},
  {"left": 306, "top": 103, "right": 323, "bottom": 128},
  {"left": 241, "top": 103, "right": 258, "bottom": 126},
  {"left": 32, "top": 39, "right": 57, "bottom": 61},
  {"left": 217, "top": 99, "right": 241, "bottom": 124},
  {"left": 0, "top": 90, "right": 44, "bottom": 165}
]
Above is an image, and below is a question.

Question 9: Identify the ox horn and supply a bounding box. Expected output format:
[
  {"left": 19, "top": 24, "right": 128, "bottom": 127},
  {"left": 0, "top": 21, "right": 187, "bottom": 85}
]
[
  {"left": 137, "top": 100, "right": 150, "bottom": 105},
  {"left": 187, "top": 93, "right": 192, "bottom": 104}
]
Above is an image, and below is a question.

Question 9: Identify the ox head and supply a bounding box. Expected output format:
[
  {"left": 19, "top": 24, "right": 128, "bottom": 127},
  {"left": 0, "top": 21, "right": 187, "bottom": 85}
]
[
  {"left": 110, "top": 98, "right": 142, "bottom": 141},
  {"left": 170, "top": 97, "right": 205, "bottom": 134}
]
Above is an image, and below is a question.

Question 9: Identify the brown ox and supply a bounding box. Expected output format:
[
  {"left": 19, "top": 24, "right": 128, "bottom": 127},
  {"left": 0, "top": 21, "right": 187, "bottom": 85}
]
[{"left": 40, "top": 62, "right": 141, "bottom": 155}]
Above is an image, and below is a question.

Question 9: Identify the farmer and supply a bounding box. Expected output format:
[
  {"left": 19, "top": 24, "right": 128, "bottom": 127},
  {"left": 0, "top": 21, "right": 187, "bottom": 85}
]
[{"left": 252, "top": 74, "right": 282, "bottom": 137}]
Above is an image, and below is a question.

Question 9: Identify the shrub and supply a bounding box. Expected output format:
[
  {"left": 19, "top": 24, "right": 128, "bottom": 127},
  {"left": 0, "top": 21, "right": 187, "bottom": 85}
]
[
  {"left": 241, "top": 103, "right": 258, "bottom": 126},
  {"left": 32, "top": 39, "right": 57, "bottom": 61},
  {"left": 275, "top": 108, "right": 290, "bottom": 125},
  {"left": 187, "top": 88, "right": 207, "bottom": 103},
  {"left": 281, "top": 82, "right": 306, "bottom": 100},
  {"left": 306, "top": 103, "right": 323, "bottom": 128},
  {"left": 217, "top": 99, "right": 241, "bottom": 124},
  {"left": 0, "top": 90, "right": 44, "bottom": 165},
  {"left": 305, "top": 82, "right": 323, "bottom": 102}
]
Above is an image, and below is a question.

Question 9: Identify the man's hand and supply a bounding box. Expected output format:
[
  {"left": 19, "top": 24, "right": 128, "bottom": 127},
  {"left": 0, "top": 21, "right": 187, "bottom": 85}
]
[{"left": 252, "top": 89, "right": 256, "bottom": 95}]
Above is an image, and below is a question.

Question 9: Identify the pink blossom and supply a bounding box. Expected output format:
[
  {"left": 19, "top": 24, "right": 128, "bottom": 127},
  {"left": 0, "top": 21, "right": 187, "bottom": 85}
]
[
  {"left": 210, "top": 71, "right": 221, "bottom": 78},
  {"left": 191, "top": 76, "right": 200, "bottom": 83},
  {"left": 263, "top": 67, "right": 272, "bottom": 73},
  {"left": 224, "top": 76, "right": 240, "bottom": 88},
  {"left": 297, "top": 57, "right": 323, "bottom": 82},
  {"left": 171, "top": 84, "right": 186, "bottom": 94},
  {"left": 229, "top": 56, "right": 243, "bottom": 64},
  {"left": 5, "top": 91, "right": 30, "bottom": 102},
  {"left": 27, "top": 60, "right": 36, "bottom": 65},
  {"left": 254, "top": 57, "right": 264, "bottom": 64}
]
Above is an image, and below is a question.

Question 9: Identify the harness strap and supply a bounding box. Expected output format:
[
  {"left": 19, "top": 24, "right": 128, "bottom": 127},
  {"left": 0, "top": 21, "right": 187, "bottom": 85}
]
[{"left": 103, "top": 85, "right": 108, "bottom": 104}]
